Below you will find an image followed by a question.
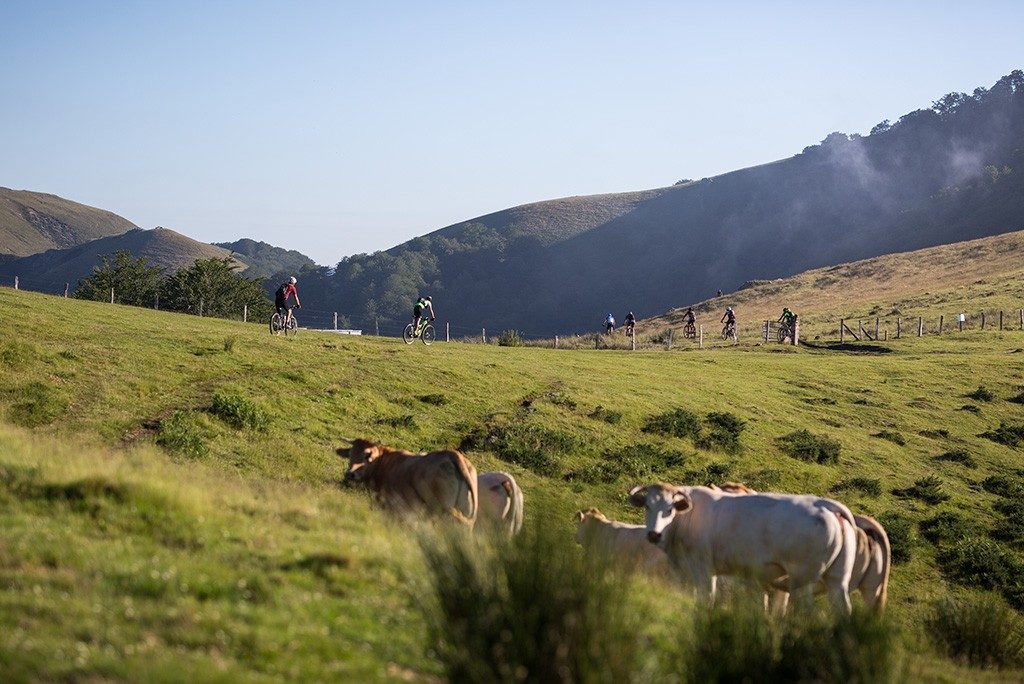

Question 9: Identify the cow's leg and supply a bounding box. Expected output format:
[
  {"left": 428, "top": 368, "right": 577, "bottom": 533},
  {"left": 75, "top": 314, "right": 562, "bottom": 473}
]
[
  {"left": 822, "top": 519, "right": 857, "bottom": 615},
  {"left": 788, "top": 583, "right": 815, "bottom": 611},
  {"left": 767, "top": 589, "right": 789, "bottom": 616}
]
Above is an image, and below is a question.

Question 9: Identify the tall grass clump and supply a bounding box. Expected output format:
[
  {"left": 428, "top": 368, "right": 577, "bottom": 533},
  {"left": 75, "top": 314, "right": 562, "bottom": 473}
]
[
  {"left": 496, "top": 330, "right": 524, "bottom": 347},
  {"left": 463, "top": 422, "right": 579, "bottom": 477},
  {"left": 696, "top": 412, "right": 746, "bottom": 454},
  {"left": 893, "top": 475, "right": 949, "bottom": 504},
  {"left": 210, "top": 392, "right": 269, "bottom": 431},
  {"left": 981, "top": 473, "right": 1024, "bottom": 498},
  {"left": 9, "top": 381, "right": 67, "bottom": 427},
  {"left": 928, "top": 592, "right": 1024, "bottom": 668},
  {"left": 933, "top": 449, "right": 976, "bottom": 468},
  {"left": 642, "top": 407, "right": 701, "bottom": 439},
  {"left": 872, "top": 429, "right": 906, "bottom": 446},
  {"left": 831, "top": 477, "right": 882, "bottom": 497},
  {"left": 938, "top": 537, "right": 1024, "bottom": 608},
  {"left": 776, "top": 429, "right": 841, "bottom": 464},
  {"left": 981, "top": 423, "right": 1024, "bottom": 447},
  {"left": 564, "top": 444, "right": 685, "bottom": 484},
  {"left": 155, "top": 411, "right": 208, "bottom": 458},
  {"left": 966, "top": 386, "right": 996, "bottom": 402},
  {"left": 588, "top": 405, "right": 622, "bottom": 424},
  {"left": 877, "top": 512, "right": 915, "bottom": 564},
  {"left": 418, "top": 521, "right": 642, "bottom": 683},
  {"left": 1, "top": 341, "right": 36, "bottom": 367},
  {"left": 919, "top": 511, "right": 981, "bottom": 546}
]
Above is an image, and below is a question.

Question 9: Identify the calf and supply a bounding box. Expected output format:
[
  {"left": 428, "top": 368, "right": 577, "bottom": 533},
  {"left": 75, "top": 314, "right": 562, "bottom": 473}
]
[{"left": 575, "top": 508, "right": 671, "bottom": 577}]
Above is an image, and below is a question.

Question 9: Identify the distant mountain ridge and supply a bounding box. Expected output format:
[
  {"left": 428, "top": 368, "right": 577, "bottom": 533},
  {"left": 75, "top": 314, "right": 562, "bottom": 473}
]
[
  {"left": 0, "top": 228, "right": 242, "bottom": 293},
  {"left": 214, "top": 238, "right": 316, "bottom": 280},
  {"left": 0, "top": 187, "right": 137, "bottom": 256},
  {"left": 292, "top": 70, "right": 1024, "bottom": 336}
]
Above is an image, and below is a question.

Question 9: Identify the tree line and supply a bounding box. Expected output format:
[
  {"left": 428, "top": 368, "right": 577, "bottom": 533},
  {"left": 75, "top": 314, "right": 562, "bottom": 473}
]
[{"left": 76, "top": 251, "right": 273, "bottom": 321}]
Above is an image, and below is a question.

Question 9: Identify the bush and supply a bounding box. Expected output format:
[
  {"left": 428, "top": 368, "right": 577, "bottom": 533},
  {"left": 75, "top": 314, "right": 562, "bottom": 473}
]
[
  {"left": 156, "top": 411, "right": 208, "bottom": 458},
  {"left": 564, "top": 444, "right": 685, "bottom": 485},
  {"left": 1009, "top": 391, "right": 1024, "bottom": 405},
  {"left": 417, "top": 393, "right": 448, "bottom": 406},
  {"left": 9, "top": 381, "right": 67, "bottom": 427},
  {"left": 642, "top": 408, "right": 701, "bottom": 439},
  {"left": 933, "top": 449, "right": 976, "bottom": 468},
  {"left": 588, "top": 406, "right": 622, "bottom": 424},
  {"left": 831, "top": 477, "right": 882, "bottom": 497},
  {"left": 938, "top": 537, "right": 1024, "bottom": 608},
  {"left": 928, "top": 593, "right": 1024, "bottom": 668},
  {"left": 223, "top": 335, "right": 237, "bottom": 352},
  {"left": 686, "top": 462, "right": 733, "bottom": 485},
  {"left": 981, "top": 423, "right": 1024, "bottom": 448},
  {"left": 960, "top": 404, "right": 982, "bottom": 414},
  {"left": 871, "top": 430, "right": 906, "bottom": 446},
  {"left": 893, "top": 475, "right": 949, "bottom": 504},
  {"left": 877, "top": 512, "right": 915, "bottom": 564},
  {"left": 982, "top": 474, "right": 1024, "bottom": 498},
  {"left": 419, "top": 522, "right": 640, "bottom": 683},
  {"left": 377, "top": 414, "right": 417, "bottom": 429},
  {"left": 920, "top": 511, "right": 981, "bottom": 546},
  {"left": 210, "top": 393, "right": 269, "bottom": 431},
  {"left": 463, "top": 423, "right": 579, "bottom": 477},
  {"left": 776, "top": 429, "right": 841, "bottom": 464},
  {"left": 966, "top": 386, "right": 996, "bottom": 402},
  {"left": 496, "top": 330, "right": 524, "bottom": 347},
  {"left": 696, "top": 412, "right": 746, "bottom": 454}
]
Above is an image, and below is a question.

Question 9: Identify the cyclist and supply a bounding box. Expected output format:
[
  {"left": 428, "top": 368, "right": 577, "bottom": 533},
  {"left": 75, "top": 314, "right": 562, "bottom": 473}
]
[
  {"left": 412, "top": 296, "right": 435, "bottom": 337},
  {"left": 721, "top": 306, "right": 737, "bottom": 340},
  {"left": 684, "top": 306, "right": 696, "bottom": 326},
  {"left": 623, "top": 311, "right": 636, "bottom": 336},
  {"left": 275, "top": 276, "right": 301, "bottom": 326},
  {"left": 778, "top": 307, "right": 796, "bottom": 328},
  {"left": 604, "top": 312, "right": 616, "bottom": 334}
]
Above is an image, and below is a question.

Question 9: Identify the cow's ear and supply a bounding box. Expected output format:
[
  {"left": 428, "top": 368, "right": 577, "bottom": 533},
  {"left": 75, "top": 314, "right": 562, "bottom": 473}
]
[
  {"left": 628, "top": 486, "right": 648, "bottom": 507},
  {"left": 672, "top": 490, "right": 692, "bottom": 512},
  {"left": 335, "top": 447, "right": 348, "bottom": 457}
]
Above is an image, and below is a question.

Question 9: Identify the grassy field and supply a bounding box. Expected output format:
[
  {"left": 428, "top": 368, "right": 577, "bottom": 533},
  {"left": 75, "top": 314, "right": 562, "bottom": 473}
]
[{"left": 3, "top": 286, "right": 1024, "bottom": 680}]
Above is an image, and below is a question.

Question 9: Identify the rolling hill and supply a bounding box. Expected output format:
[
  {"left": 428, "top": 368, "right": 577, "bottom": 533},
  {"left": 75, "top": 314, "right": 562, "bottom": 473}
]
[
  {"left": 0, "top": 227, "right": 243, "bottom": 293},
  {"left": 0, "top": 187, "right": 137, "bottom": 257},
  {"left": 213, "top": 238, "right": 317, "bottom": 279},
  {"left": 2, "top": 286, "right": 1024, "bottom": 679},
  {"left": 293, "top": 70, "right": 1024, "bottom": 337}
]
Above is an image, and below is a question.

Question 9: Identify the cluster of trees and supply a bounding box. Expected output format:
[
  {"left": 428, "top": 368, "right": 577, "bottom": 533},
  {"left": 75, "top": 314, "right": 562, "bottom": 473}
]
[{"left": 76, "top": 251, "right": 273, "bottom": 321}]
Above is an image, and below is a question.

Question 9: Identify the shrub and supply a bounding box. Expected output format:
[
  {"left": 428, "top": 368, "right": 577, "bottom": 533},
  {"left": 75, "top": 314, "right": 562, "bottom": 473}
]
[
  {"left": 223, "top": 335, "right": 237, "bottom": 352},
  {"left": 938, "top": 537, "right": 1024, "bottom": 608},
  {"left": 419, "top": 522, "right": 640, "bottom": 683},
  {"left": 496, "top": 330, "right": 524, "bottom": 347},
  {"left": 893, "top": 475, "right": 949, "bottom": 504},
  {"left": 920, "top": 511, "right": 981, "bottom": 546},
  {"left": 1009, "top": 391, "right": 1024, "bottom": 405},
  {"left": 776, "top": 429, "right": 841, "bottom": 464},
  {"left": 960, "top": 404, "right": 982, "bottom": 414},
  {"left": 982, "top": 474, "right": 1024, "bottom": 498},
  {"left": 377, "top": 414, "right": 417, "bottom": 429},
  {"left": 871, "top": 430, "right": 906, "bottom": 446},
  {"left": 9, "top": 381, "right": 67, "bottom": 427},
  {"left": 966, "top": 386, "right": 996, "bottom": 402},
  {"left": 210, "top": 392, "right": 269, "bottom": 431},
  {"left": 564, "top": 444, "right": 685, "bottom": 484},
  {"left": 933, "top": 449, "right": 976, "bottom": 468},
  {"left": 686, "top": 462, "right": 733, "bottom": 485},
  {"left": 981, "top": 423, "right": 1024, "bottom": 448},
  {"left": 417, "top": 393, "right": 448, "bottom": 406},
  {"left": 464, "top": 423, "right": 579, "bottom": 477},
  {"left": 920, "top": 429, "right": 951, "bottom": 439},
  {"left": 696, "top": 412, "right": 746, "bottom": 454},
  {"left": 877, "top": 512, "right": 914, "bottom": 564},
  {"left": 831, "top": 477, "right": 882, "bottom": 497},
  {"left": 928, "top": 593, "right": 1024, "bottom": 668},
  {"left": 588, "top": 406, "right": 622, "bottom": 424},
  {"left": 156, "top": 411, "right": 208, "bottom": 458},
  {"left": 642, "top": 408, "right": 701, "bottom": 439}
]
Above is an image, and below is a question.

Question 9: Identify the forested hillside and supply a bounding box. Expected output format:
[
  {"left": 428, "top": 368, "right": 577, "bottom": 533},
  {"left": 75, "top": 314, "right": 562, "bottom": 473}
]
[{"left": 292, "top": 71, "right": 1024, "bottom": 336}]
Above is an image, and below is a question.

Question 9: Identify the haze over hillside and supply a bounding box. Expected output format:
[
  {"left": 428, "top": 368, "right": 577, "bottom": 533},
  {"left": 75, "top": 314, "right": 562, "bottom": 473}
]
[
  {"left": 290, "top": 71, "right": 1024, "bottom": 336},
  {"left": 0, "top": 187, "right": 137, "bottom": 257},
  {"left": 0, "top": 228, "right": 242, "bottom": 292}
]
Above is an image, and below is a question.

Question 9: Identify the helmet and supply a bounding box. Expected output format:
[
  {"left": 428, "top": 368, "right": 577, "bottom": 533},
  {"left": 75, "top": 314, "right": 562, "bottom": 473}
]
[
  {"left": 289, "top": 276, "right": 297, "bottom": 284},
  {"left": 726, "top": 307, "right": 733, "bottom": 313},
  {"left": 424, "top": 296, "right": 432, "bottom": 301}
]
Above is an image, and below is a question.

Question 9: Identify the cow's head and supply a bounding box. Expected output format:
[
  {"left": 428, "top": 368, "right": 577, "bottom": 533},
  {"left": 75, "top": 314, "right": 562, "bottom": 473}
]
[
  {"left": 338, "top": 438, "right": 382, "bottom": 483},
  {"left": 628, "top": 483, "right": 691, "bottom": 545},
  {"left": 574, "top": 508, "right": 606, "bottom": 545}
]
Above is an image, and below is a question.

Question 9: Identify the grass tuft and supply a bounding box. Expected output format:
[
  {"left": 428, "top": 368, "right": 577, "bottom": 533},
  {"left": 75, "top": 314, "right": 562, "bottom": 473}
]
[
  {"left": 928, "top": 592, "right": 1024, "bottom": 668},
  {"left": 417, "top": 393, "right": 448, "bottom": 406},
  {"left": 155, "top": 411, "right": 208, "bottom": 458},
  {"left": 831, "top": 477, "right": 882, "bottom": 497},
  {"left": 642, "top": 407, "right": 701, "bottom": 439},
  {"left": 982, "top": 474, "right": 1024, "bottom": 498},
  {"left": 893, "top": 475, "right": 949, "bottom": 504},
  {"left": 776, "top": 429, "right": 840, "bottom": 464},
  {"left": 9, "top": 381, "right": 67, "bottom": 427},
  {"left": 981, "top": 423, "right": 1024, "bottom": 448},
  {"left": 877, "top": 512, "right": 915, "bottom": 564},
  {"left": 933, "top": 449, "right": 976, "bottom": 468},
  {"left": 496, "top": 330, "right": 525, "bottom": 347},
  {"left": 920, "top": 511, "right": 981, "bottom": 546},
  {"left": 210, "top": 392, "right": 269, "bottom": 431},
  {"left": 872, "top": 429, "right": 906, "bottom": 446},
  {"left": 588, "top": 405, "right": 623, "bottom": 424},
  {"left": 966, "top": 386, "right": 996, "bottom": 402},
  {"left": 564, "top": 444, "right": 685, "bottom": 484},
  {"left": 696, "top": 412, "right": 746, "bottom": 454},
  {"left": 938, "top": 537, "right": 1024, "bottom": 609}
]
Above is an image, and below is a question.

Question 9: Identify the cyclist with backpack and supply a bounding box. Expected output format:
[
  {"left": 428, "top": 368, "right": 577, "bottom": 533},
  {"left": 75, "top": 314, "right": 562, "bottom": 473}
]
[
  {"left": 275, "top": 276, "right": 301, "bottom": 327},
  {"left": 412, "top": 296, "right": 435, "bottom": 337},
  {"left": 623, "top": 311, "right": 636, "bottom": 336},
  {"left": 721, "top": 306, "right": 737, "bottom": 341},
  {"left": 604, "top": 313, "right": 616, "bottom": 334}
]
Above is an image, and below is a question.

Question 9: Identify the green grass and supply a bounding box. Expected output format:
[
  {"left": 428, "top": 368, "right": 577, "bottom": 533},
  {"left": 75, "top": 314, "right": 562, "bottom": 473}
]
[{"left": 2, "top": 287, "right": 1024, "bottom": 680}]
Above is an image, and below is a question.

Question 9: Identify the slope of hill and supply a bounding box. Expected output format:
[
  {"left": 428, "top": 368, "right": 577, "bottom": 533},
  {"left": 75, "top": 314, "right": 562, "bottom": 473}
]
[
  {"left": 214, "top": 238, "right": 317, "bottom": 279},
  {"left": 0, "top": 187, "right": 138, "bottom": 257},
  {"left": 2, "top": 287, "right": 1024, "bottom": 679},
  {"left": 644, "top": 227, "right": 1024, "bottom": 341},
  {"left": 295, "top": 70, "right": 1024, "bottom": 336},
  {"left": 0, "top": 227, "right": 243, "bottom": 292}
]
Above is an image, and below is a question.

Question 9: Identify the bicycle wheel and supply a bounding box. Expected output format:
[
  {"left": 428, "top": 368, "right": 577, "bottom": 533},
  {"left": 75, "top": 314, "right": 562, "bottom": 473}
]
[
  {"left": 421, "top": 325, "right": 435, "bottom": 345},
  {"left": 403, "top": 324, "right": 415, "bottom": 344},
  {"left": 286, "top": 315, "right": 298, "bottom": 337},
  {"left": 777, "top": 326, "right": 788, "bottom": 343},
  {"left": 270, "top": 313, "right": 282, "bottom": 335}
]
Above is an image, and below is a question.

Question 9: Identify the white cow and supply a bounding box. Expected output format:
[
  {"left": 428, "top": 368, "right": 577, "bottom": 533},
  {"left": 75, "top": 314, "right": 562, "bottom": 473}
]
[
  {"left": 476, "top": 471, "right": 524, "bottom": 537},
  {"left": 574, "top": 508, "right": 671, "bottom": 577},
  {"left": 715, "top": 483, "right": 891, "bottom": 614},
  {"left": 629, "top": 483, "right": 857, "bottom": 613}
]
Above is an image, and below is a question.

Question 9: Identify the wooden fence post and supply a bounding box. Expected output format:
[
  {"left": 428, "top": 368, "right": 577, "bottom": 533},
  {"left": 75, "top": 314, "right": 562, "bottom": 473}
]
[
  {"left": 792, "top": 318, "right": 800, "bottom": 346},
  {"left": 375, "top": 318, "right": 379, "bottom": 336},
  {"left": 981, "top": 312, "right": 986, "bottom": 330},
  {"left": 554, "top": 335, "right": 559, "bottom": 349},
  {"left": 244, "top": 304, "right": 248, "bottom": 323},
  {"left": 13, "top": 276, "right": 18, "bottom": 290},
  {"left": 482, "top": 328, "right": 487, "bottom": 344},
  {"left": 699, "top": 325, "right": 704, "bottom": 349},
  {"left": 631, "top": 331, "right": 636, "bottom": 351},
  {"left": 764, "top": 320, "right": 770, "bottom": 343},
  {"left": 1000, "top": 311, "right": 1004, "bottom": 331},
  {"left": 875, "top": 317, "right": 880, "bottom": 340},
  {"left": 446, "top": 322, "right": 450, "bottom": 342},
  {"left": 333, "top": 312, "right": 337, "bottom": 330},
  {"left": 110, "top": 288, "right": 114, "bottom": 304},
  {"left": 896, "top": 317, "right": 901, "bottom": 338},
  {"left": 1020, "top": 309, "right": 1024, "bottom": 331},
  {"left": 939, "top": 315, "right": 944, "bottom": 333},
  {"left": 840, "top": 319, "right": 845, "bottom": 343},
  {"left": 667, "top": 329, "right": 673, "bottom": 350},
  {"left": 64, "top": 283, "right": 69, "bottom": 298}
]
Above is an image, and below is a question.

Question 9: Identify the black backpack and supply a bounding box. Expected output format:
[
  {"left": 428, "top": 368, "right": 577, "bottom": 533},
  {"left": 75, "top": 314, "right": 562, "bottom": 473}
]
[{"left": 275, "top": 283, "right": 287, "bottom": 299}]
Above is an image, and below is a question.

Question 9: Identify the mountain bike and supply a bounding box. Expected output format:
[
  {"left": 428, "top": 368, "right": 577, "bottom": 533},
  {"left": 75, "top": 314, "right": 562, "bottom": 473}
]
[
  {"left": 683, "top": 322, "right": 697, "bottom": 339},
  {"left": 271, "top": 308, "right": 299, "bottom": 337},
  {"left": 721, "top": 320, "right": 737, "bottom": 342},
  {"left": 777, "top": 320, "right": 794, "bottom": 343},
  {"left": 404, "top": 317, "right": 435, "bottom": 345}
]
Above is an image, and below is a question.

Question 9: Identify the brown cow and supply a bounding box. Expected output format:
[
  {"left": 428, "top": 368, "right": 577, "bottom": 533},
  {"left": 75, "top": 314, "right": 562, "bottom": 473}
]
[{"left": 338, "top": 438, "right": 478, "bottom": 527}]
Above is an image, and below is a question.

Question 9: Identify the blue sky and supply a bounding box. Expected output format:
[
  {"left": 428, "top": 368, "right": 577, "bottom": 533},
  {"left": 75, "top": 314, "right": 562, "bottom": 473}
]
[{"left": 1, "top": 1, "right": 1022, "bottom": 264}]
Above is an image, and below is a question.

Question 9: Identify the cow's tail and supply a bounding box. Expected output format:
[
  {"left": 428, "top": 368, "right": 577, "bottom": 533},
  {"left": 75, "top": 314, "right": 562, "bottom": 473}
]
[
  {"left": 448, "top": 451, "right": 478, "bottom": 528},
  {"left": 856, "top": 515, "right": 891, "bottom": 614},
  {"left": 502, "top": 476, "right": 525, "bottom": 536}
]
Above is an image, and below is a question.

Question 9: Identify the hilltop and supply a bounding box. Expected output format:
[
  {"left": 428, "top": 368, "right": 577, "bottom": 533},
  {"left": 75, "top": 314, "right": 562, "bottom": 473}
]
[
  {"left": 213, "top": 238, "right": 316, "bottom": 280},
  {"left": 293, "top": 70, "right": 1024, "bottom": 336},
  {"left": 2, "top": 286, "right": 1024, "bottom": 679},
  {"left": 0, "top": 187, "right": 138, "bottom": 257},
  {"left": 0, "top": 227, "right": 243, "bottom": 292}
]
